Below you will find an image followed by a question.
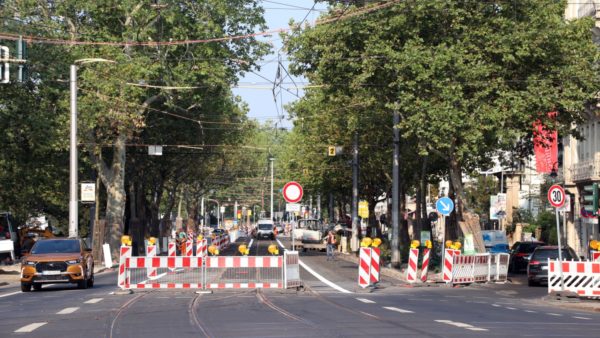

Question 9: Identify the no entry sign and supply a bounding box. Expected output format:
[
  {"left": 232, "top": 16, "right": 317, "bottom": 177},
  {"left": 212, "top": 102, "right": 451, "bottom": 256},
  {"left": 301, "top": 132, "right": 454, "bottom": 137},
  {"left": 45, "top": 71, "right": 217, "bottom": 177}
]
[
  {"left": 547, "top": 184, "right": 566, "bottom": 208},
  {"left": 282, "top": 181, "right": 303, "bottom": 203}
]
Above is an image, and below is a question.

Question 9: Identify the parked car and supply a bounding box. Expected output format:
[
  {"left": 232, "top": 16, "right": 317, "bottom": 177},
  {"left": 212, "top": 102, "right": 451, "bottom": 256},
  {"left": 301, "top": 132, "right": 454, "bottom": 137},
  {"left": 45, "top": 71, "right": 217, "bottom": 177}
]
[
  {"left": 274, "top": 222, "right": 284, "bottom": 235},
  {"left": 20, "top": 238, "right": 94, "bottom": 292},
  {"left": 527, "top": 245, "right": 578, "bottom": 286},
  {"left": 509, "top": 241, "right": 544, "bottom": 273}
]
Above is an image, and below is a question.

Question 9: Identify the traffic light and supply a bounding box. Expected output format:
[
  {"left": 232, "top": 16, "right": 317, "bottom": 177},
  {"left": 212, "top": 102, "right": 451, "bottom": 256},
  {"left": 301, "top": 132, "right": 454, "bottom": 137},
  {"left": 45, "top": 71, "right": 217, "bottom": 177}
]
[
  {"left": 581, "top": 183, "right": 598, "bottom": 216},
  {"left": 0, "top": 46, "right": 9, "bottom": 84}
]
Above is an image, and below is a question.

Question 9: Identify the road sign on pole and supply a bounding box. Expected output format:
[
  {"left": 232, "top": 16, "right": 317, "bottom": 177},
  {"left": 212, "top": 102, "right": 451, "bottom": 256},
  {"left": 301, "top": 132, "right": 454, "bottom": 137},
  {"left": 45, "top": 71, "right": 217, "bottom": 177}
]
[
  {"left": 282, "top": 181, "right": 303, "bottom": 203},
  {"left": 436, "top": 197, "right": 454, "bottom": 216},
  {"left": 547, "top": 184, "right": 565, "bottom": 208},
  {"left": 548, "top": 184, "right": 565, "bottom": 292}
]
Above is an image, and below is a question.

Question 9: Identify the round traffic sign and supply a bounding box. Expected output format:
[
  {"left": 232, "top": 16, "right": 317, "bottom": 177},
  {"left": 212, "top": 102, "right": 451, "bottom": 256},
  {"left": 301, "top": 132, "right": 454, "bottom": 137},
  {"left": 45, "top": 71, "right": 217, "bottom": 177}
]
[
  {"left": 282, "top": 181, "right": 303, "bottom": 203},
  {"left": 547, "top": 184, "right": 566, "bottom": 208}
]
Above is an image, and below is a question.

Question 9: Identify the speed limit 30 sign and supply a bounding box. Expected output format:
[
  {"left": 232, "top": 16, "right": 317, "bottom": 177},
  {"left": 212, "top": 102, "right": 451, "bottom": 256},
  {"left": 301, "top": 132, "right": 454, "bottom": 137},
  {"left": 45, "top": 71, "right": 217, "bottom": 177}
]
[{"left": 547, "top": 184, "right": 566, "bottom": 208}]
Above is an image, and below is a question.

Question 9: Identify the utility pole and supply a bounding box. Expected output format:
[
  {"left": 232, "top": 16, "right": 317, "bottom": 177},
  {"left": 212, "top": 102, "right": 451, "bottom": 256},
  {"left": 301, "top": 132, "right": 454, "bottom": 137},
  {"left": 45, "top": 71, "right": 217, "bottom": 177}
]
[
  {"left": 392, "top": 109, "right": 400, "bottom": 268},
  {"left": 69, "top": 65, "right": 78, "bottom": 238},
  {"left": 351, "top": 131, "right": 360, "bottom": 252}
]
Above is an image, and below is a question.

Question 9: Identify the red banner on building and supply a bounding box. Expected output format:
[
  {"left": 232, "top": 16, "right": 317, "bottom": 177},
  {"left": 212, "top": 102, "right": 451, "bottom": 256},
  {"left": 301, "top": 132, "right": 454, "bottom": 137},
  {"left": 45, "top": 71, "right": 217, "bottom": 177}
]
[{"left": 533, "top": 112, "right": 558, "bottom": 173}]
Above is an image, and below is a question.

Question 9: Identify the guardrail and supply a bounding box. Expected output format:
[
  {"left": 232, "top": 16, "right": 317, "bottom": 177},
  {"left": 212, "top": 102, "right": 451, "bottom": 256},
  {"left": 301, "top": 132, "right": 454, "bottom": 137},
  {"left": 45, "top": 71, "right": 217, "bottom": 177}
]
[{"left": 451, "top": 253, "right": 509, "bottom": 285}]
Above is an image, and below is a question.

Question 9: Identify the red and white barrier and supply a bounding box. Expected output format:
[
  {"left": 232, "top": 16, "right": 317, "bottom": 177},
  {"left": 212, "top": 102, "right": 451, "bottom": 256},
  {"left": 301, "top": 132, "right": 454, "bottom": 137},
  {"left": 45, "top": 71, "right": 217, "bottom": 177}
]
[
  {"left": 167, "top": 242, "right": 176, "bottom": 272},
  {"left": 196, "top": 238, "right": 207, "bottom": 257},
  {"left": 118, "top": 245, "right": 132, "bottom": 288},
  {"left": 205, "top": 256, "right": 283, "bottom": 289},
  {"left": 124, "top": 256, "right": 203, "bottom": 289},
  {"left": 358, "top": 247, "right": 381, "bottom": 288},
  {"left": 420, "top": 248, "right": 430, "bottom": 282},
  {"left": 146, "top": 245, "right": 157, "bottom": 278},
  {"left": 548, "top": 260, "right": 600, "bottom": 298},
  {"left": 185, "top": 240, "right": 193, "bottom": 257},
  {"left": 443, "top": 249, "right": 461, "bottom": 283},
  {"left": 406, "top": 248, "right": 419, "bottom": 283},
  {"left": 592, "top": 251, "right": 600, "bottom": 262}
]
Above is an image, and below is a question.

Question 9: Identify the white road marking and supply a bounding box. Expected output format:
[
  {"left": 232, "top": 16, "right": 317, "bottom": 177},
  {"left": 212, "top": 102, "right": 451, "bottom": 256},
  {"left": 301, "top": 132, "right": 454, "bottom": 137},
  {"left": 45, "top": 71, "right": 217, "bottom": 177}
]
[
  {"left": 573, "top": 316, "right": 591, "bottom": 320},
  {"left": 356, "top": 298, "right": 375, "bottom": 304},
  {"left": 360, "top": 311, "right": 378, "bottom": 318},
  {"left": 0, "top": 291, "right": 21, "bottom": 298},
  {"left": 383, "top": 306, "right": 414, "bottom": 314},
  {"left": 547, "top": 313, "right": 562, "bottom": 316},
  {"left": 505, "top": 307, "right": 517, "bottom": 310},
  {"left": 524, "top": 310, "right": 537, "bottom": 313},
  {"left": 249, "top": 238, "right": 254, "bottom": 249},
  {"left": 15, "top": 322, "right": 47, "bottom": 333},
  {"left": 84, "top": 298, "right": 103, "bottom": 304},
  {"left": 298, "top": 259, "right": 352, "bottom": 294},
  {"left": 435, "top": 320, "right": 488, "bottom": 332},
  {"left": 491, "top": 304, "right": 501, "bottom": 307},
  {"left": 57, "top": 307, "right": 79, "bottom": 314}
]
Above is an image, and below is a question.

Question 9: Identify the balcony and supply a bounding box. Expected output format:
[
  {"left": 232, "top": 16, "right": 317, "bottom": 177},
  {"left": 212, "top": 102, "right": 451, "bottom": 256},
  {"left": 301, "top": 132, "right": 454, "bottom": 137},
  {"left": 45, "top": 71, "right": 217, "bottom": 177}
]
[{"left": 571, "top": 158, "right": 600, "bottom": 182}]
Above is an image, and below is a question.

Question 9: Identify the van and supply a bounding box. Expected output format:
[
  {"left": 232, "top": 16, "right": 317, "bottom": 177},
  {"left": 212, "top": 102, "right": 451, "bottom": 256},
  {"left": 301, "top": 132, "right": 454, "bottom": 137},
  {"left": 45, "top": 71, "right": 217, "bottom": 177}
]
[{"left": 256, "top": 220, "right": 274, "bottom": 240}]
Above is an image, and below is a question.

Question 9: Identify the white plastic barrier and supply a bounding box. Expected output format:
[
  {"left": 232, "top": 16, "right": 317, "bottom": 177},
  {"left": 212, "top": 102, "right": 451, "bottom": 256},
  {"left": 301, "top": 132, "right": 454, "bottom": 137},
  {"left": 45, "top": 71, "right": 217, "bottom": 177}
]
[
  {"left": 548, "top": 260, "right": 600, "bottom": 298},
  {"left": 451, "top": 253, "right": 509, "bottom": 285},
  {"left": 284, "top": 251, "right": 302, "bottom": 288}
]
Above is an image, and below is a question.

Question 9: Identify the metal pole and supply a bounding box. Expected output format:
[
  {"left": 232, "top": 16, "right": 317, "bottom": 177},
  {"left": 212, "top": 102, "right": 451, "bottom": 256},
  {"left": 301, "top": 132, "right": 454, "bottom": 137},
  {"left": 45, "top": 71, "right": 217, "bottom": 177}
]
[
  {"left": 270, "top": 157, "right": 274, "bottom": 221},
  {"left": 392, "top": 109, "right": 400, "bottom": 267},
  {"left": 201, "top": 197, "right": 204, "bottom": 227},
  {"left": 17, "top": 36, "right": 23, "bottom": 82},
  {"left": 351, "top": 131, "right": 360, "bottom": 252},
  {"left": 440, "top": 215, "right": 445, "bottom": 276},
  {"left": 555, "top": 208, "right": 565, "bottom": 291},
  {"left": 69, "top": 64, "right": 78, "bottom": 238}
]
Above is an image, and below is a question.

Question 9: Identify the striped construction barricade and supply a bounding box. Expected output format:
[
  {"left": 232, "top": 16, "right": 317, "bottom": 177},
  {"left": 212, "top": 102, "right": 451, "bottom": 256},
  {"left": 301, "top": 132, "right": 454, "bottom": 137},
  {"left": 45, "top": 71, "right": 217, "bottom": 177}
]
[
  {"left": 420, "top": 248, "right": 431, "bottom": 282},
  {"left": 443, "top": 249, "right": 461, "bottom": 283},
  {"left": 490, "top": 253, "right": 509, "bottom": 282},
  {"left": 472, "top": 254, "right": 490, "bottom": 283},
  {"left": 118, "top": 245, "right": 132, "bottom": 289},
  {"left": 406, "top": 248, "right": 419, "bottom": 283},
  {"left": 548, "top": 260, "right": 600, "bottom": 298},
  {"left": 204, "top": 256, "right": 283, "bottom": 289},
  {"left": 358, "top": 247, "right": 381, "bottom": 288},
  {"left": 592, "top": 251, "right": 600, "bottom": 262},
  {"left": 146, "top": 245, "right": 158, "bottom": 279},
  {"left": 124, "top": 256, "right": 204, "bottom": 289}
]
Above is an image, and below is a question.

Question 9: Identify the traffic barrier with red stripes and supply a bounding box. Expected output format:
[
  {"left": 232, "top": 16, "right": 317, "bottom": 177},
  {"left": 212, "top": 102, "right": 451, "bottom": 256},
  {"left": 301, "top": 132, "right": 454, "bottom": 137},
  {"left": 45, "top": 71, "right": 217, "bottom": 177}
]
[
  {"left": 592, "top": 251, "right": 600, "bottom": 262},
  {"left": 196, "top": 238, "right": 207, "bottom": 257},
  {"left": 124, "top": 256, "right": 204, "bottom": 289},
  {"left": 548, "top": 260, "right": 600, "bottom": 298},
  {"left": 146, "top": 245, "right": 157, "bottom": 279},
  {"left": 185, "top": 240, "right": 193, "bottom": 257},
  {"left": 284, "top": 251, "right": 302, "bottom": 288},
  {"left": 450, "top": 253, "right": 509, "bottom": 285},
  {"left": 443, "top": 249, "right": 461, "bottom": 283},
  {"left": 406, "top": 248, "right": 419, "bottom": 283},
  {"left": 420, "top": 248, "right": 430, "bottom": 282},
  {"left": 452, "top": 255, "right": 475, "bottom": 284},
  {"left": 204, "top": 256, "right": 283, "bottom": 289},
  {"left": 358, "top": 247, "right": 381, "bottom": 288},
  {"left": 167, "top": 241, "right": 176, "bottom": 272},
  {"left": 118, "top": 245, "right": 131, "bottom": 287}
]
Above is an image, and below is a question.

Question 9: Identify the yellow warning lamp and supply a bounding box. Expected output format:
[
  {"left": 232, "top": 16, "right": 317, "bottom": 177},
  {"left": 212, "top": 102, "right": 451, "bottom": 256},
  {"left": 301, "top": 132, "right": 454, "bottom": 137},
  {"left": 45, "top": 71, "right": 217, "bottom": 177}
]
[
  {"left": 590, "top": 240, "right": 599, "bottom": 250},
  {"left": 208, "top": 244, "right": 218, "bottom": 255},
  {"left": 244, "top": 248, "right": 250, "bottom": 255},
  {"left": 425, "top": 240, "right": 432, "bottom": 249},
  {"left": 238, "top": 244, "right": 247, "bottom": 255},
  {"left": 148, "top": 237, "right": 156, "bottom": 246},
  {"left": 121, "top": 235, "right": 132, "bottom": 246},
  {"left": 197, "top": 234, "right": 204, "bottom": 241},
  {"left": 361, "top": 237, "right": 373, "bottom": 247},
  {"left": 445, "top": 240, "right": 453, "bottom": 248},
  {"left": 372, "top": 238, "right": 382, "bottom": 248},
  {"left": 268, "top": 244, "right": 278, "bottom": 255},
  {"left": 410, "top": 240, "right": 420, "bottom": 249},
  {"left": 453, "top": 241, "right": 462, "bottom": 250}
]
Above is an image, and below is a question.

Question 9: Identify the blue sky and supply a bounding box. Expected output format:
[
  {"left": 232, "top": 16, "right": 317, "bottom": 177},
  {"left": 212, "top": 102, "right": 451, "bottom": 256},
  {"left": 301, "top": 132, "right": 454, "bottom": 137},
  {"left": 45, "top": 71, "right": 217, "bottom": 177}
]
[{"left": 232, "top": 1, "right": 329, "bottom": 129}]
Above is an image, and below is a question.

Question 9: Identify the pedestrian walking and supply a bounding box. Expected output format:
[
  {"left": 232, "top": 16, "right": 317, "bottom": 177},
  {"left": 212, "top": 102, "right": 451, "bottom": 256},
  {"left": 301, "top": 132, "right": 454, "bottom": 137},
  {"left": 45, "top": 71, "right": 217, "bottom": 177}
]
[{"left": 326, "top": 230, "right": 336, "bottom": 261}]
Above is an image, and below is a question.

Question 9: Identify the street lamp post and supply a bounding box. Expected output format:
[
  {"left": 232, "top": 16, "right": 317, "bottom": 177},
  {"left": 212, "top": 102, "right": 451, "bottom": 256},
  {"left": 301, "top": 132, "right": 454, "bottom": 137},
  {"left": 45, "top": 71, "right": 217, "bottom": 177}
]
[
  {"left": 269, "top": 156, "right": 274, "bottom": 221},
  {"left": 69, "top": 58, "right": 114, "bottom": 239}
]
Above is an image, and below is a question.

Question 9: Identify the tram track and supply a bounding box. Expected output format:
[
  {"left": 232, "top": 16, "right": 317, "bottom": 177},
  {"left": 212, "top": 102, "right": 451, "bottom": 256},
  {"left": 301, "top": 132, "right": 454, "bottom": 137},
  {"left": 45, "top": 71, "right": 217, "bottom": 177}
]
[{"left": 108, "top": 291, "right": 152, "bottom": 338}]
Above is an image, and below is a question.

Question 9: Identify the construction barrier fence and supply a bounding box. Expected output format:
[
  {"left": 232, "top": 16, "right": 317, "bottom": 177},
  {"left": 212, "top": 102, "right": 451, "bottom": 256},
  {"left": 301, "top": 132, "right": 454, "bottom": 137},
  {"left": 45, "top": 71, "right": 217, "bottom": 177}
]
[
  {"left": 451, "top": 253, "right": 509, "bottom": 285},
  {"left": 118, "top": 245, "right": 297, "bottom": 290},
  {"left": 548, "top": 260, "right": 600, "bottom": 298}
]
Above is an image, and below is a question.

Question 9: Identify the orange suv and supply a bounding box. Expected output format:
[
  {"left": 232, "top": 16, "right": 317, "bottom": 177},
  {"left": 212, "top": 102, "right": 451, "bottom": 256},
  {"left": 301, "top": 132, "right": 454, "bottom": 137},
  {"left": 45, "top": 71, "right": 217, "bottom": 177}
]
[{"left": 20, "top": 238, "right": 94, "bottom": 292}]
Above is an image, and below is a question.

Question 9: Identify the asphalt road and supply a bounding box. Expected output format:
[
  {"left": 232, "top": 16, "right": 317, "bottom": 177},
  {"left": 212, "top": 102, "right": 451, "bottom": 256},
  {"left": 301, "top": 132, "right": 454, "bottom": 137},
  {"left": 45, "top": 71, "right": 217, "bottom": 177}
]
[{"left": 0, "top": 235, "right": 599, "bottom": 337}]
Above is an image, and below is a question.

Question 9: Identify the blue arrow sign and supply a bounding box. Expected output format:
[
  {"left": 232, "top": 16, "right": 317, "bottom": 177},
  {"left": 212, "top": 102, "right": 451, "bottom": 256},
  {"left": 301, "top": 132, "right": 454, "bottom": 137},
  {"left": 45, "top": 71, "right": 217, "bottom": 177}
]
[{"left": 436, "top": 197, "right": 454, "bottom": 216}]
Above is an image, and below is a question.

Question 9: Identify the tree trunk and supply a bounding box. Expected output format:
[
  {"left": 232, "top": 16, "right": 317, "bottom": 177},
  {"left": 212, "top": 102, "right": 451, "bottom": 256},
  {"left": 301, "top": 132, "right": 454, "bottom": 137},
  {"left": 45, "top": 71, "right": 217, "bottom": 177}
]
[
  {"left": 93, "top": 134, "right": 127, "bottom": 263},
  {"left": 448, "top": 152, "right": 485, "bottom": 253}
]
